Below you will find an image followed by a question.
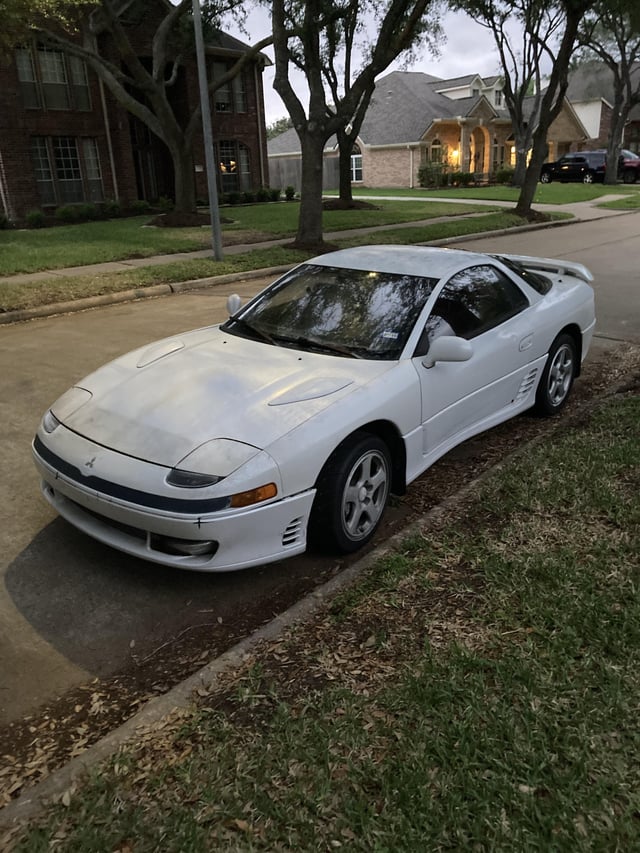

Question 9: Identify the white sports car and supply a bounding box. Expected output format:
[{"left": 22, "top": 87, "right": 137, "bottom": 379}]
[{"left": 33, "top": 246, "right": 595, "bottom": 572}]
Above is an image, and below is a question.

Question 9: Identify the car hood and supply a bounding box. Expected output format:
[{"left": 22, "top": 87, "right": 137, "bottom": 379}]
[{"left": 52, "top": 327, "right": 392, "bottom": 468}]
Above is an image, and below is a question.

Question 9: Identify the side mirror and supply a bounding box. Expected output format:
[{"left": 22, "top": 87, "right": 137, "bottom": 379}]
[
  {"left": 422, "top": 336, "right": 473, "bottom": 369},
  {"left": 226, "top": 293, "right": 243, "bottom": 317}
]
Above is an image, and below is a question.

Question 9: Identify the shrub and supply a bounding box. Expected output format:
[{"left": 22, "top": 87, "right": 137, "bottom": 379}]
[
  {"left": 56, "top": 204, "right": 83, "bottom": 222},
  {"left": 102, "top": 199, "right": 122, "bottom": 218},
  {"left": 269, "top": 187, "right": 281, "bottom": 202},
  {"left": 0, "top": 212, "right": 12, "bottom": 229},
  {"left": 418, "top": 163, "right": 446, "bottom": 189},
  {"left": 285, "top": 185, "right": 296, "bottom": 201},
  {"left": 76, "top": 203, "right": 100, "bottom": 221},
  {"left": 225, "top": 191, "right": 242, "bottom": 206},
  {"left": 26, "top": 209, "right": 46, "bottom": 228},
  {"left": 129, "top": 199, "right": 151, "bottom": 214},
  {"left": 242, "top": 190, "right": 256, "bottom": 204},
  {"left": 450, "top": 171, "right": 474, "bottom": 187},
  {"left": 157, "top": 195, "right": 174, "bottom": 212},
  {"left": 256, "top": 187, "right": 271, "bottom": 203},
  {"left": 495, "top": 167, "right": 515, "bottom": 184}
]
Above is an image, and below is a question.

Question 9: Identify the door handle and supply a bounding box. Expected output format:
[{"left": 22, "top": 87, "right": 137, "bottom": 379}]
[{"left": 519, "top": 334, "right": 533, "bottom": 352}]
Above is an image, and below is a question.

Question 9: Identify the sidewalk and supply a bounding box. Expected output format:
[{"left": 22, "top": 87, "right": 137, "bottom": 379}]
[{"left": 0, "top": 194, "right": 631, "bottom": 290}]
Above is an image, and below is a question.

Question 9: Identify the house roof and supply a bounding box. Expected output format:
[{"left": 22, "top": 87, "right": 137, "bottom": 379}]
[
  {"left": 204, "top": 29, "right": 272, "bottom": 66},
  {"left": 268, "top": 70, "right": 501, "bottom": 155},
  {"left": 567, "top": 60, "right": 640, "bottom": 119}
]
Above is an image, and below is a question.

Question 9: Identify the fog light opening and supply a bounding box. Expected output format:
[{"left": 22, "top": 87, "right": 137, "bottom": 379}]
[{"left": 150, "top": 535, "right": 218, "bottom": 558}]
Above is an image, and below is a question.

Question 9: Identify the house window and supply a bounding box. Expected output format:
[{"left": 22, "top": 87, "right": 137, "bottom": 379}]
[
  {"left": 430, "top": 138, "right": 442, "bottom": 163},
  {"left": 218, "top": 140, "right": 251, "bottom": 192},
  {"left": 212, "top": 62, "right": 246, "bottom": 114},
  {"left": 15, "top": 48, "right": 40, "bottom": 109},
  {"left": 492, "top": 136, "right": 505, "bottom": 170},
  {"left": 15, "top": 44, "right": 91, "bottom": 111},
  {"left": 495, "top": 89, "right": 503, "bottom": 107},
  {"left": 82, "top": 138, "right": 104, "bottom": 201},
  {"left": 351, "top": 144, "right": 363, "bottom": 181},
  {"left": 30, "top": 136, "right": 104, "bottom": 205}
]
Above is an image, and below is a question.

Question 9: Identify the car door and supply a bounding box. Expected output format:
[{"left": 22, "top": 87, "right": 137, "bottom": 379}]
[
  {"left": 412, "top": 264, "right": 539, "bottom": 463},
  {"left": 560, "top": 154, "right": 585, "bottom": 181}
]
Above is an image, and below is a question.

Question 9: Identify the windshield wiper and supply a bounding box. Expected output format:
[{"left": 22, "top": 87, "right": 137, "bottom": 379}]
[
  {"left": 274, "top": 334, "right": 362, "bottom": 359},
  {"left": 227, "top": 317, "right": 277, "bottom": 345}
]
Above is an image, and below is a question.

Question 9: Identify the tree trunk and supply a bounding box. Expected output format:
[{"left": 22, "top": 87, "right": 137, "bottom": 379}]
[
  {"left": 605, "top": 105, "right": 627, "bottom": 185},
  {"left": 295, "top": 133, "right": 327, "bottom": 247},
  {"left": 337, "top": 129, "right": 354, "bottom": 204},
  {"left": 171, "top": 143, "right": 198, "bottom": 214},
  {"left": 514, "top": 140, "right": 548, "bottom": 218},
  {"left": 512, "top": 151, "right": 528, "bottom": 187}
]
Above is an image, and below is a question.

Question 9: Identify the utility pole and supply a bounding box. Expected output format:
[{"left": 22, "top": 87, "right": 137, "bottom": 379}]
[{"left": 192, "top": 0, "right": 224, "bottom": 260}]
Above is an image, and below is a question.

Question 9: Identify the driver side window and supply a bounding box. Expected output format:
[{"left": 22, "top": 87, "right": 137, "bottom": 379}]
[{"left": 415, "top": 265, "right": 529, "bottom": 355}]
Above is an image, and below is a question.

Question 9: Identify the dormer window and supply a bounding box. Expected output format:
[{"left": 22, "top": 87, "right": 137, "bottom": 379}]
[{"left": 495, "top": 90, "right": 503, "bottom": 107}]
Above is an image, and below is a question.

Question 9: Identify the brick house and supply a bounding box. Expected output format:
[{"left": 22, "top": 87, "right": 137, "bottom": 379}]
[
  {"left": 268, "top": 70, "right": 587, "bottom": 190},
  {"left": 0, "top": 3, "right": 270, "bottom": 221},
  {"left": 567, "top": 61, "right": 640, "bottom": 152}
]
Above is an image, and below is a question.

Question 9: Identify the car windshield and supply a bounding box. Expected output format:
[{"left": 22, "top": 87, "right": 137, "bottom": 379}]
[
  {"left": 222, "top": 263, "right": 438, "bottom": 360},
  {"left": 493, "top": 255, "right": 552, "bottom": 294}
]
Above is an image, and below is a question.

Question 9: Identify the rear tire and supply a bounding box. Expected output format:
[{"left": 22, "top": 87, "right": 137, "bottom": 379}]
[
  {"left": 534, "top": 333, "right": 577, "bottom": 416},
  {"left": 540, "top": 172, "right": 551, "bottom": 184},
  {"left": 309, "top": 433, "right": 391, "bottom": 554},
  {"left": 583, "top": 171, "right": 595, "bottom": 184}
]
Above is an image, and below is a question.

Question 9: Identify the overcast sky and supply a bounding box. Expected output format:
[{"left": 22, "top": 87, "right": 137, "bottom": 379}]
[{"left": 224, "top": 9, "right": 508, "bottom": 124}]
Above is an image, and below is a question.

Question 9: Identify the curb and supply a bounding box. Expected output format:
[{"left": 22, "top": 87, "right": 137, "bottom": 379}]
[{"left": 0, "top": 213, "right": 603, "bottom": 327}]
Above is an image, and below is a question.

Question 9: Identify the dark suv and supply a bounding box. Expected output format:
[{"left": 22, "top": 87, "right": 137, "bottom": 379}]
[{"left": 540, "top": 149, "right": 640, "bottom": 184}]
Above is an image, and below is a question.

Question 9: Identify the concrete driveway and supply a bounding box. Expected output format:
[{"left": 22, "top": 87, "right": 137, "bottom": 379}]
[{"left": 1, "top": 212, "right": 638, "bottom": 725}]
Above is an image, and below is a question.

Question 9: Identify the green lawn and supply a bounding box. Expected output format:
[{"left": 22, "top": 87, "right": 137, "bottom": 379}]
[
  {"left": 0, "top": 199, "right": 498, "bottom": 277},
  {"left": 11, "top": 391, "right": 640, "bottom": 851},
  {"left": 349, "top": 183, "right": 639, "bottom": 204}
]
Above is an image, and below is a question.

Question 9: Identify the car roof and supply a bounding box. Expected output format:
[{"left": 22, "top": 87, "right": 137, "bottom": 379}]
[{"left": 307, "top": 245, "right": 488, "bottom": 279}]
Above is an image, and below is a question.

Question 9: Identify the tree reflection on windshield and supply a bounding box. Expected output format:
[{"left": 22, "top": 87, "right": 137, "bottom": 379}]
[{"left": 225, "top": 264, "right": 438, "bottom": 360}]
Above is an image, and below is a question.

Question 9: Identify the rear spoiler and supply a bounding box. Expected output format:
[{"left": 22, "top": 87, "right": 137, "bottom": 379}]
[{"left": 492, "top": 253, "right": 594, "bottom": 284}]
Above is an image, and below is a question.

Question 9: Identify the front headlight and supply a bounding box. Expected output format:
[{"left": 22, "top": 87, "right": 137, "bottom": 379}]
[
  {"left": 166, "top": 469, "right": 223, "bottom": 489},
  {"left": 167, "top": 439, "right": 261, "bottom": 486},
  {"left": 42, "top": 410, "right": 61, "bottom": 434}
]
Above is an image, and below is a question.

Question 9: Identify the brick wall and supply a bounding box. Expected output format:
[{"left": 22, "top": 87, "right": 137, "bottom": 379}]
[{"left": 0, "top": 10, "right": 268, "bottom": 220}]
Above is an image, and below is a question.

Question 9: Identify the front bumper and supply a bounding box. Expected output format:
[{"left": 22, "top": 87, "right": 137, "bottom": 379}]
[{"left": 33, "top": 437, "right": 315, "bottom": 572}]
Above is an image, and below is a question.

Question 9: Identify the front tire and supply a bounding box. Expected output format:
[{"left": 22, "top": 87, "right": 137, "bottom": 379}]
[
  {"left": 623, "top": 169, "right": 637, "bottom": 184},
  {"left": 309, "top": 433, "right": 391, "bottom": 554},
  {"left": 534, "top": 333, "right": 577, "bottom": 416}
]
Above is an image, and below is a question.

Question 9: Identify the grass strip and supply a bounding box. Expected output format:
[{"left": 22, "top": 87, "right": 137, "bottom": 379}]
[
  {"left": 11, "top": 391, "right": 640, "bottom": 852},
  {"left": 1, "top": 212, "right": 557, "bottom": 313},
  {"left": 351, "top": 184, "right": 639, "bottom": 204},
  {"left": 597, "top": 193, "right": 640, "bottom": 209}
]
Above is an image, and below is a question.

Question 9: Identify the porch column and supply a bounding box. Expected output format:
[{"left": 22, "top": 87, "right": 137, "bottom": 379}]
[{"left": 459, "top": 120, "right": 469, "bottom": 171}]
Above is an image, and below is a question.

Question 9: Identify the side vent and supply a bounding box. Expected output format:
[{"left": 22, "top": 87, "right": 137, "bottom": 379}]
[
  {"left": 515, "top": 368, "right": 539, "bottom": 403},
  {"left": 282, "top": 517, "right": 304, "bottom": 547}
]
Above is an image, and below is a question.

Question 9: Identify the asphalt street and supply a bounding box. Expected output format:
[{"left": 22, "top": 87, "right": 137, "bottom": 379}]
[{"left": 1, "top": 212, "right": 638, "bottom": 725}]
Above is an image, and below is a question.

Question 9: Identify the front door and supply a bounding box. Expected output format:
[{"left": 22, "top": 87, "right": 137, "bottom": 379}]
[{"left": 413, "top": 263, "right": 538, "bottom": 462}]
